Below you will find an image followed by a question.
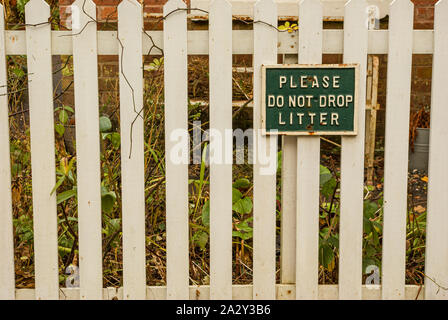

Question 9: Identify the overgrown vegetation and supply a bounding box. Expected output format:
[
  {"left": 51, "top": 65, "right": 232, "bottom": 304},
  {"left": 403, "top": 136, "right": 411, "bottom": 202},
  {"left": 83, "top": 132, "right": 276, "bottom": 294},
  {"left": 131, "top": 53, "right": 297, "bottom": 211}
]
[{"left": 6, "top": 5, "right": 427, "bottom": 289}]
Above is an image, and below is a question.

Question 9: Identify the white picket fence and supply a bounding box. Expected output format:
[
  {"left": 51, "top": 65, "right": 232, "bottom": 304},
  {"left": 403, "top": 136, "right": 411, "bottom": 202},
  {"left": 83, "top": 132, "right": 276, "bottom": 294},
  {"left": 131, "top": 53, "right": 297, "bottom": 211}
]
[{"left": 0, "top": 0, "right": 447, "bottom": 300}]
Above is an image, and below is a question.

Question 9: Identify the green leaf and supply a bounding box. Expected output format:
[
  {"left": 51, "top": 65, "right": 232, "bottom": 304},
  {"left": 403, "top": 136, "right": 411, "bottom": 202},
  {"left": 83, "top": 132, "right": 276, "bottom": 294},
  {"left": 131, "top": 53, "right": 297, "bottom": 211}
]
[
  {"left": 192, "top": 231, "right": 209, "bottom": 250},
  {"left": 233, "top": 178, "right": 251, "bottom": 189},
  {"left": 232, "top": 188, "right": 243, "bottom": 203},
  {"left": 321, "top": 177, "right": 337, "bottom": 199},
  {"left": 57, "top": 189, "right": 77, "bottom": 205},
  {"left": 232, "top": 197, "right": 253, "bottom": 214},
  {"left": 99, "top": 116, "right": 112, "bottom": 133},
  {"left": 364, "top": 200, "right": 378, "bottom": 219},
  {"left": 320, "top": 165, "right": 332, "bottom": 186},
  {"left": 202, "top": 200, "right": 210, "bottom": 228},
  {"left": 319, "top": 243, "right": 334, "bottom": 269},
  {"left": 55, "top": 123, "right": 65, "bottom": 137},
  {"left": 101, "top": 186, "right": 117, "bottom": 214},
  {"left": 13, "top": 66, "right": 25, "bottom": 77},
  {"left": 110, "top": 132, "right": 121, "bottom": 149},
  {"left": 51, "top": 176, "right": 66, "bottom": 195},
  {"left": 59, "top": 110, "right": 69, "bottom": 124},
  {"left": 63, "top": 105, "right": 74, "bottom": 113}
]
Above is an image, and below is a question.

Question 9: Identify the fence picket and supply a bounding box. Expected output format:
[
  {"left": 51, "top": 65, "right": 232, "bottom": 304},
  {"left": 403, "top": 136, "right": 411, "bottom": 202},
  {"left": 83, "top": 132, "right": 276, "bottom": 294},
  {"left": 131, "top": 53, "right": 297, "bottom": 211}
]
[
  {"left": 164, "top": 0, "right": 190, "bottom": 300},
  {"left": 253, "top": 0, "right": 278, "bottom": 300},
  {"left": 209, "top": 0, "right": 233, "bottom": 300},
  {"left": 72, "top": 0, "right": 102, "bottom": 300},
  {"left": 118, "top": 0, "right": 146, "bottom": 300},
  {"left": 295, "top": 0, "right": 322, "bottom": 300},
  {"left": 424, "top": 0, "right": 448, "bottom": 300},
  {"left": 0, "top": 3, "right": 15, "bottom": 301},
  {"left": 25, "top": 0, "right": 59, "bottom": 300},
  {"left": 339, "top": 0, "right": 368, "bottom": 300},
  {"left": 382, "top": 0, "right": 414, "bottom": 300},
  {"left": 280, "top": 135, "right": 296, "bottom": 285}
]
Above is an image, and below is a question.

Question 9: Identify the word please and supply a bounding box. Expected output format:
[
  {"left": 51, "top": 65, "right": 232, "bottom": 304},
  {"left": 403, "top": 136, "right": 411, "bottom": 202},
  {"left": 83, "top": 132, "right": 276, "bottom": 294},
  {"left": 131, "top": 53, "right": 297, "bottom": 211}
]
[
  {"left": 279, "top": 75, "right": 341, "bottom": 89},
  {"left": 267, "top": 94, "right": 353, "bottom": 108}
]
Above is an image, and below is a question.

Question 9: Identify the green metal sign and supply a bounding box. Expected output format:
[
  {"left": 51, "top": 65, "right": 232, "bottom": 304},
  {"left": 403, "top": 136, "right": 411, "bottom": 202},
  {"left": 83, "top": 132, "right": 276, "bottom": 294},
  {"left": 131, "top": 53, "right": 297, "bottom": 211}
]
[{"left": 261, "top": 64, "right": 359, "bottom": 135}]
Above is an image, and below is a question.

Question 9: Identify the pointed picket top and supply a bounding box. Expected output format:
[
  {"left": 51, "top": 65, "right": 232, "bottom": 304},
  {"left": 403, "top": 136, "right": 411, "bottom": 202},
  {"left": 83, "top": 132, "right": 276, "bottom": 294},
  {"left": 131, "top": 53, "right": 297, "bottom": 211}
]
[
  {"left": 210, "top": 0, "right": 231, "bottom": 12},
  {"left": 300, "top": 0, "right": 323, "bottom": 11},
  {"left": 390, "top": 0, "right": 414, "bottom": 10},
  {"left": 345, "top": 0, "right": 368, "bottom": 12},
  {"left": 72, "top": 0, "right": 96, "bottom": 32},
  {"left": 118, "top": 0, "right": 142, "bottom": 14},
  {"left": 25, "top": 0, "right": 50, "bottom": 24},
  {"left": 254, "top": 0, "right": 276, "bottom": 18},
  {"left": 436, "top": 0, "right": 448, "bottom": 10},
  {"left": 164, "top": 0, "right": 187, "bottom": 15},
  {"left": 0, "top": 5, "right": 4, "bottom": 29},
  {"left": 72, "top": 0, "right": 96, "bottom": 17},
  {"left": 344, "top": 0, "right": 368, "bottom": 33},
  {"left": 390, "top": 0, "right": 414, "bottom": 16},
  {"left": 435, "top": 0, "right": 448, "bottom": 26}
]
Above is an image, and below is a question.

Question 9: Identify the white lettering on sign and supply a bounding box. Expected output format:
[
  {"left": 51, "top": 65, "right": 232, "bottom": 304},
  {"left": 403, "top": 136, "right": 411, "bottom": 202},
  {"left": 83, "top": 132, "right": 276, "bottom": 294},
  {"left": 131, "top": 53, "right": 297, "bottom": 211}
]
[
  {"left": 276, "top": 112, "right": 342, "bottom": 127},
  {"left": 279, "top": 75, "right": 343, "bottom": 89},
  {"left": 319, "top": 94, "right": 353, "bottom": 108}
]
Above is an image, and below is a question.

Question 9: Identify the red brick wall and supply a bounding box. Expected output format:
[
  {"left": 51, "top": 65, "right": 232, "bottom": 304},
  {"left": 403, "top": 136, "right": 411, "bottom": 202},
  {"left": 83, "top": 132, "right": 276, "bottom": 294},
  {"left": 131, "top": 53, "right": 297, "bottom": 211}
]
[
  {"left": 59, "top": 0, "right": 437, "bottom": 119},
  {"left": 59, "top": 0, "right": 172, "bottom": 27}
]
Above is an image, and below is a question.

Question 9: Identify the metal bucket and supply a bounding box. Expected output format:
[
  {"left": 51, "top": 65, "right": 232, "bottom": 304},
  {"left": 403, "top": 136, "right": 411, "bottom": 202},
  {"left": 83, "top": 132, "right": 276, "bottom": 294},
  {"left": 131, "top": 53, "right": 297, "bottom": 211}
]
[{"left": 409, "top": 128, "right": 430, "bottom": 172}]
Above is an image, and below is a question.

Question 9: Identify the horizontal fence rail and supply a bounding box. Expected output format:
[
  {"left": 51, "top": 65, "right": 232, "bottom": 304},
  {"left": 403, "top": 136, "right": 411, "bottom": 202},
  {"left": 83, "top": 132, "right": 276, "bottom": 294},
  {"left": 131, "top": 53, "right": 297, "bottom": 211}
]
[
  {"left": 2, "top": 30, "right": 436, "bottom": 55},
  {"left": 0, "top": 0, "right": 447, "bottom": 300}
]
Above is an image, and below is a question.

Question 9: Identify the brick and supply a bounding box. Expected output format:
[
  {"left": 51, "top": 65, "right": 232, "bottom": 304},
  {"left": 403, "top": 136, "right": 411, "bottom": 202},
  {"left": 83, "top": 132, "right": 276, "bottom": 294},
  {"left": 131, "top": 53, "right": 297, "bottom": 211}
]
[
  {"left": 98, "top": 6, "right": 118, "bottom": 21},
  {"left": 413, "top": 54, "right": 433, "bottom": 67},
  {"left": 411, "top": 80, "right": 432, "bottom": 93},
  {"left": 144, "top": 0, "right": 168, "bottom": 5},
  {"left": 93, "top": 0, "right": 121, "bottom": 5},
  {"left": 144, "top": 5, "right": 163, "bottom": 15},
  {"left": 412, "top": 0, "right": 438, "bottom": 6},
  {"left": 322, "top": 54, "right": 343, "bottom": 64},
  {"left": 414, "top": 67, "right": 433, "bottom": 80}
]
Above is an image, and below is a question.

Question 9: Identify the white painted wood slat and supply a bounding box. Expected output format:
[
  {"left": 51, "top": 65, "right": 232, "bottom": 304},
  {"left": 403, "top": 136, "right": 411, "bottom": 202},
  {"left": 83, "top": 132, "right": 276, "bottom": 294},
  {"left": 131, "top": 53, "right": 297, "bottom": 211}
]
[
  {"left": 382, "top": 0, "right": 414, "bottom": 300},
  {"left": 164, "top": 0, "right": 190, "bottom": 300},
  {"left": 424, "top": 0, "right": 448, "bottom": 301},
  {"left": 339, "top": 0, "right": 368, "bottom": 300},
  {"left": 0, "top": 30, "right": 437, "bottom": 56},
  {"left": 13, "top": 284, "right": 425, "bottom": 300},
  {"left": 118, "top": 0, "right": 146, "bottom": 300},
  {"left": 280, "top": 134, "right": 296, "bottom": 284},
  {"left": 253, "top": 0, "right": 278, "bottom": 300},
  {"left": 295, "top": 0, "right": 322, "bottom": 300},
  {"left": 280, "top": 53, "right": 298, "bottom": 285},
  {"left": 0, "top": 3, "right": 15, "bottom": 301},
  {"left": 72, "top": 0, "right": 102, "bottom": 300},
  {"left": 209, "top": 0, "right": 233, "bottom": 300},
  {"left": 25, "top": 0, "right": 59, "bottom": 300}
]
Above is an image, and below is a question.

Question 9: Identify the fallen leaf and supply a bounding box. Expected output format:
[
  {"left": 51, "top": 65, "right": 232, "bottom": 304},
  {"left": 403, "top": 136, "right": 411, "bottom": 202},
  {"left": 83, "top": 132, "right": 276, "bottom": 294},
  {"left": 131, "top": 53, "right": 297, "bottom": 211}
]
[
  {"left": 414, "top": 205, "right": 426, "bottom": 214},
  {"left": 421, "top": 176, "right": 428, "bottom": 183}
]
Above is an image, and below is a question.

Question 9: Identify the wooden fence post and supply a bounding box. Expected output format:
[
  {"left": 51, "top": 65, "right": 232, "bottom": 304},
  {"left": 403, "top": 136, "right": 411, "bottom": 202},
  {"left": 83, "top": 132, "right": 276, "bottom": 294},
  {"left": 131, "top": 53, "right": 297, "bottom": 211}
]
[
  {"left": 72, "top": 0, "right": 103, "bottom": 300},
  {"left": 209, "top": 0, "right": 233, "bottom": 300},
  {"left": 25, "top": 0, "right": 59, "bottom": 300},
  {"left": 339, "top": 0, "right": 368, "bottom": 300},
  {"left": 253, "top": 0, "right": 278, "bottom": 300},
  {"left": 382, "top": 0, "right": 414, "bottom": 300},
  {"left": 118, "top": 0, "right": 146, "bottom": 300},
  {"left": 425, "top": 0, "right": 448, "bottom": 300},
  {"left": 164, "top": 0, "right": 190, "bottom": 300},
  {"left": 295, "top": 0, "right": 322, "bottom": 300},
  {"left": 0, "top": 3, "right": 15, "bottom": 300}
]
